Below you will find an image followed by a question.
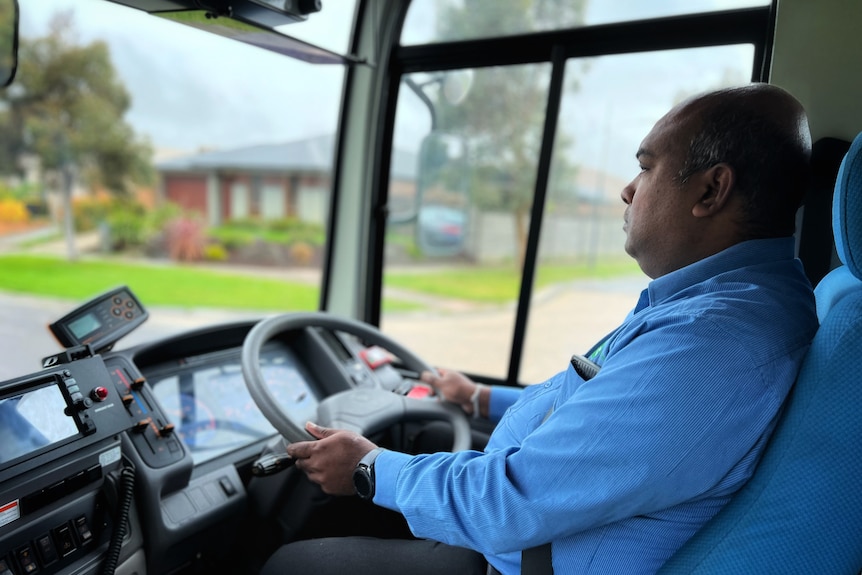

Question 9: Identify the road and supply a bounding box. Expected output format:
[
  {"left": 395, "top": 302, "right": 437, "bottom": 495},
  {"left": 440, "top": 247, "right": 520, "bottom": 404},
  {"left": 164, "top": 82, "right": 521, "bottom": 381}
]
[
  {"left": 0, "top": 291, "right": 268, "bottom": 381},
  {"left": 0, "top": 277, "right": 643, "bottom": 384},
  {"left": 0, "top": 228, "right": 644, "bottom": 383}
]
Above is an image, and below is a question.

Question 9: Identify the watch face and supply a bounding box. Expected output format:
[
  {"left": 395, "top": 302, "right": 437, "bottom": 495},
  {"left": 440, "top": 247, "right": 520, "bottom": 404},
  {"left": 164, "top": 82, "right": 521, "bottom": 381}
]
[{"left": 354, "top": 467, "right": 373, "bottom": 499}]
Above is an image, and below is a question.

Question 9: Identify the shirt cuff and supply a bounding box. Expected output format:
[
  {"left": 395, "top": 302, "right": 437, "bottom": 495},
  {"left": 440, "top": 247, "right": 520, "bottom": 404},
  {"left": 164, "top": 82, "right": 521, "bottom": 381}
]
[
  {"left": 489, "top": 386, "right": 522, "bottom": 422},
  {"left": 371, "top": 449, "right": 413, "bottom": 511}
]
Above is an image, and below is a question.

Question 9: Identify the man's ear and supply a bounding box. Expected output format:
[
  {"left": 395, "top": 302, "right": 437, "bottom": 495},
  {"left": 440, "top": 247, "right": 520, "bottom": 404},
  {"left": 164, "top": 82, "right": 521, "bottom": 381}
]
[{"left": 691, "top": 163, "right": 735, "bottom": 218}]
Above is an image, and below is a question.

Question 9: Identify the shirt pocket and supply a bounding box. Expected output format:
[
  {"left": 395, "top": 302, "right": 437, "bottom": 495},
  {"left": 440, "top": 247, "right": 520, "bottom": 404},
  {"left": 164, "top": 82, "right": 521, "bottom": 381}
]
[{"left": 487, "top": 377, "right": 561, "bottom": 449}]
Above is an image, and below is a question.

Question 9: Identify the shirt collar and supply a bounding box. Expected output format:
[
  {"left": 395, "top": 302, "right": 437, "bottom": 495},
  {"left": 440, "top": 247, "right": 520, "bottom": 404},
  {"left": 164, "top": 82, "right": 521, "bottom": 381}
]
[{"left": 636, "top": 237, "right": 797, "bottom": 312}]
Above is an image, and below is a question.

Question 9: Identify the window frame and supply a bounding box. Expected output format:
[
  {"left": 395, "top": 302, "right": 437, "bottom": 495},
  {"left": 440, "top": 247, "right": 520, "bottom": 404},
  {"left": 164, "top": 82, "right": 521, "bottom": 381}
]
[{"left": 351, "top": 3, "right": 776, "bottom": 385}]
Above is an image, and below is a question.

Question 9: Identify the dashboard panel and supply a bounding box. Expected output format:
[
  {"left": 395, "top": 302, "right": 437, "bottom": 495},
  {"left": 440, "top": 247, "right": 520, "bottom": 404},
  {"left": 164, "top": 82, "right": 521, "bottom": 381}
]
[
  {"left": 0, "top": 296, "right": 424, "bottom": 575},
  {"left": 145, "top": 341, "right": 319, "bottom": 465}
]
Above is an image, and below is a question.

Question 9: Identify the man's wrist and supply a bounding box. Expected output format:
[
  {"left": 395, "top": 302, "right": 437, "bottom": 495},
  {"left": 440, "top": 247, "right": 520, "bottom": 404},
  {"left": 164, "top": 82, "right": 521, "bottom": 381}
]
[
  {"left": 353, "top": 447, "right": 384, "bottom": 500},
  {"left": 469, "top": 384, "right": 485, "bottom": 418}
]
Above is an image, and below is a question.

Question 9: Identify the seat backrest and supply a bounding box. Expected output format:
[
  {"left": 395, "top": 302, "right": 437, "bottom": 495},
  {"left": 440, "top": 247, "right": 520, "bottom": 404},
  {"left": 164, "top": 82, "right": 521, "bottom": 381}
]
[{"left": 659, "top": 131, "right": 862, "bottom": 574}]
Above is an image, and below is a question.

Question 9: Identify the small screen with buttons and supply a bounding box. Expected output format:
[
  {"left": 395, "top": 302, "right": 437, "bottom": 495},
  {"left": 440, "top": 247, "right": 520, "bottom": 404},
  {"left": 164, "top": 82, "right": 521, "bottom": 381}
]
[
  {"left": 0, "top": 382, "right": 78, "bottom": 466},
  {"left": 49, "top": 285, "right": 148, "bottom": 352}
]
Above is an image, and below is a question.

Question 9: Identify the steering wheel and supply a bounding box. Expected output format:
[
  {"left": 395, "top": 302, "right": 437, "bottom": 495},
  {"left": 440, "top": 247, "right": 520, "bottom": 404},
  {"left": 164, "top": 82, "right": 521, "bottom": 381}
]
[{"left": 241, "top": 312, "right": 471, "bottom": 452}]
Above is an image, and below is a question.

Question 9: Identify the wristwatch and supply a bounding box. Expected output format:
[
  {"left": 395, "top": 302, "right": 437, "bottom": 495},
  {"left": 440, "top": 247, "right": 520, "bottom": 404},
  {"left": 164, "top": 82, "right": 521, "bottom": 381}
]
[{"left": 353, "top": 447, "right": 384, "bottom": 500}]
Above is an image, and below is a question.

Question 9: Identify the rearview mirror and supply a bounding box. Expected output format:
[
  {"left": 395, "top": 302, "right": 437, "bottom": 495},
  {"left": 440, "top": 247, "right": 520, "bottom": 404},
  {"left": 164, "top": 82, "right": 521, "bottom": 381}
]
[{"left": 0, "top": 0, "right": 17, "bottom": 88}]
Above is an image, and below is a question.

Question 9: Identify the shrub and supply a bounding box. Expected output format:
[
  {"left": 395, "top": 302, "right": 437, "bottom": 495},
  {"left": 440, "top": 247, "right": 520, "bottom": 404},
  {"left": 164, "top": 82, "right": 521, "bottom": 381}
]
[
  {"left": 203, "top": 243, "right": 229, "bottom": 262},
  {"left": 0, "top": 198, "right": 29, "bottom": 223},
  {"left": 105, "top": 201, "right": 148, "bottom": 250},
  {"left": 0, "top": 182, "right": 40, "bottom": 202},
  {"left": 73, "top": 196, "right": 113, "bottom": 231},
  {"left": 148, "top": 202, "right": 184, "bottom": 231},
  {"left": 267, "top": 216, "right": 301, "bottom": 233},
  {"left": 266, "top": 217, "right": 325, "bottom": 245},
  {"left": 78, "top": 198, "right": 186, "bottom": 253},
  {"left": 289, "top": 242, "right": 316, "bottom": 265},
  {"left": 225, "top": 217, "right": 265, "bottom": 232},
  {"left": 208, "top": 226, "right": 255, "bottom": 250},
  {"left": 165, "top": 217, "right": 206, "bottom": 262}
]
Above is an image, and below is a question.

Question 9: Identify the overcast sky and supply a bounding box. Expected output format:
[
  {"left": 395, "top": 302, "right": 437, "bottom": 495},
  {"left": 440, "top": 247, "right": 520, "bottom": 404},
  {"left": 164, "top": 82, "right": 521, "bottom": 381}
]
[
  {"left": 18, "top": 0, "right": 354, "bottom": 157},
  {"left": 17, "top": 0, "right": 763, "bottom": 179}
]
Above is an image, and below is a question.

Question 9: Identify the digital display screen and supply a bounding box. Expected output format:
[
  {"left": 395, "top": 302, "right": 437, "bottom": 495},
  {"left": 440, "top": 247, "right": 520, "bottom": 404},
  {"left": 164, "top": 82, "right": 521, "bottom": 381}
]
[
  {"left": 68, "top": 312, "right": 102, "bottom": 340},
  {"left": 0, "top": 384, "right": 79, "bottom": 466}
]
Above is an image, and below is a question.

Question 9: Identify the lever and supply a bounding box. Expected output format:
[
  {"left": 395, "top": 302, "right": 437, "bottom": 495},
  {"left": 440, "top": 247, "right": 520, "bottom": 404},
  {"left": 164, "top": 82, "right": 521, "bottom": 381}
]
[{"left": 251, "top": 453, "right": 296, "bottom": 477}]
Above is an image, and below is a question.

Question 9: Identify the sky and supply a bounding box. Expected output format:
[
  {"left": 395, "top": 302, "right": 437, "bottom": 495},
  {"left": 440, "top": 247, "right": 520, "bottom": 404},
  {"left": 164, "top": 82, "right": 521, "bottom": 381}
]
[
  {"left": 18, "top": 0, "right": 356, "bottom": 157},
  {"left": 17, "top": 0, "right": 764, "bottom": 180}
]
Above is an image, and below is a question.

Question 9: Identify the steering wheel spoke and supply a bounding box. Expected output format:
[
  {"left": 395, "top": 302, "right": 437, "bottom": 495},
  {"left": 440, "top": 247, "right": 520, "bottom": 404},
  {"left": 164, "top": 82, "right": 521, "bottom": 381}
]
[{"left": 242, "top": 312, "right": 471, "bottom": 452}]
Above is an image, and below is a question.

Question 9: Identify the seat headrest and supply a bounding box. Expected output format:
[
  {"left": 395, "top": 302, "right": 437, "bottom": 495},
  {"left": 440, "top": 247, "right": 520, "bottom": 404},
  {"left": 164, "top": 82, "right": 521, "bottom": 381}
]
[{"left": 834, "top": 131, "right": 862, "bottom": 279}]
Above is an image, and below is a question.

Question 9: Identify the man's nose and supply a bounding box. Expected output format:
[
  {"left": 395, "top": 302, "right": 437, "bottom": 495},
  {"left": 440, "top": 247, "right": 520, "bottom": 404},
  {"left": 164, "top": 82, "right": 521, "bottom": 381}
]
[{"left": 620, "top": 181, "right": 635, "bottom": 205}]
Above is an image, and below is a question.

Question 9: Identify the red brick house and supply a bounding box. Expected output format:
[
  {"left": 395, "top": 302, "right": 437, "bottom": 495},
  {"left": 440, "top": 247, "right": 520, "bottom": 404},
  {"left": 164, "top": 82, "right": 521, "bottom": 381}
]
[{"left": 157, "top": 134, "right": 418, "bottom": 226}]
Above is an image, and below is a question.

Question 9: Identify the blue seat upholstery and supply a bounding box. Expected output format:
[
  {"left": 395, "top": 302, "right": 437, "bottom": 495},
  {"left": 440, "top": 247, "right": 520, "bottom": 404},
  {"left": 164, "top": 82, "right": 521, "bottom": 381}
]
[{"left": 659, "top": 131, "right": 862, "bottom": 574}]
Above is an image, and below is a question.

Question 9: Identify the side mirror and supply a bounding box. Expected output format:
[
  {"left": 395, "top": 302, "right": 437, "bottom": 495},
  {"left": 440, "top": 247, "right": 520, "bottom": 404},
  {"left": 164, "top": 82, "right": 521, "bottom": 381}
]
[
  {"left": 0, "top": 0, "right": 17, "bottom": 88},
  {"left": 415, "top": 132, "right": 470, "bottom": 257}
]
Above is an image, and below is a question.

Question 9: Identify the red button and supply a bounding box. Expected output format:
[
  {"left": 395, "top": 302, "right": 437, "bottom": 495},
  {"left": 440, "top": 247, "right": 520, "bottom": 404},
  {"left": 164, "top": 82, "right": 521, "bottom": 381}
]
[
  {"left": 406, "top": 385, "right": 433, "bottom": 399},
  {"left": 92, "top": 386, "right": 109, "bottom": 401}
]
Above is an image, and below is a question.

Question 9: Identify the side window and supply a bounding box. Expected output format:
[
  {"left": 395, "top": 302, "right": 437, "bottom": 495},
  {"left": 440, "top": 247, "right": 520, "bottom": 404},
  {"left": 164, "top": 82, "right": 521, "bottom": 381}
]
[
  {"left": 381, "top": 44, "right": 755, "bottom": 382},
  {"left": 521, "top": 45, "right": 753, "bottom": 383},
  {"left": 384, "top": 63, "right": 551, "bottom": 380}
]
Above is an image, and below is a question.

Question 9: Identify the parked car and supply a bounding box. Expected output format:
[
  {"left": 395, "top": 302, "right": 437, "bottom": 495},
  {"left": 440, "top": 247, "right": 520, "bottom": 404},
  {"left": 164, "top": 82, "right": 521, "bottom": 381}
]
[{"left": 416, "top": 204, "right": 467, "bottom": 256}]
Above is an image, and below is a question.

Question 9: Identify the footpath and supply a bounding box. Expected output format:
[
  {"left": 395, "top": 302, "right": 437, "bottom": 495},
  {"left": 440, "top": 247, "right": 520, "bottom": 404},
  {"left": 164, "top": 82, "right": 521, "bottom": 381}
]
[{"left": 0, "top": 224, "right": 68, "bottom": 252}]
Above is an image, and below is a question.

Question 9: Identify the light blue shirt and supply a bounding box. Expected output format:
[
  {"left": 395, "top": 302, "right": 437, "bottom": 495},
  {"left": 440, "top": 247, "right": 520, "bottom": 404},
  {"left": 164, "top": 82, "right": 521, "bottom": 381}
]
[{"left": 374, "top": 238, "right": 817, "bottom": 574}]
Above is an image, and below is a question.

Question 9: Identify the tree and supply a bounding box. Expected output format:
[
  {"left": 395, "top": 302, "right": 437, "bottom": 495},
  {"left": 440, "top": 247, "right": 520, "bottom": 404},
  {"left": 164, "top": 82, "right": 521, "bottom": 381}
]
[
  {"left": 0, "top": 11, "right": 153, "bottom": 257},
  {"left": 429, "top": 0, "right": 588, "bottom": 266},
  {"left": 0, "top": 0, "right": 15, "bottom": 87},
  {"left": 1, "top": 11, "right": 153, "bottom": 192}
]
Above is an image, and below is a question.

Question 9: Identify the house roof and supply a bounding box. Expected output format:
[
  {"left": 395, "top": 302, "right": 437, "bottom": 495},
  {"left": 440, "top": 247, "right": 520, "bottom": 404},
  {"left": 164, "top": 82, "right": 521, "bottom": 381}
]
[{"left": 156, "top": 134, "right": 418, "bottom": 180}]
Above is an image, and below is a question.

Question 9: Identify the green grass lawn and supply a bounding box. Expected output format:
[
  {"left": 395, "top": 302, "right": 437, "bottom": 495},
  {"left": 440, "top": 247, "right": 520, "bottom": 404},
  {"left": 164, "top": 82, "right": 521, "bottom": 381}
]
[
  {"left": 0, "top": 254, "right": 321, "bottom": 311},
  {"left": 384, "top": 258, "right": 643, "bottom": 303},
  {"left": 0, "top": 254, "right": 641, "bottom": 310}
]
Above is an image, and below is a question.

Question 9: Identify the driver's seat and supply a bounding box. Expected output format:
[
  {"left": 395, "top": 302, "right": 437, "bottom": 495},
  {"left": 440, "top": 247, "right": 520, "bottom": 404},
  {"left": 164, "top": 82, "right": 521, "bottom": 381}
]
[{"left": 660, "top": 130, "right": 862, "bottom": 573}]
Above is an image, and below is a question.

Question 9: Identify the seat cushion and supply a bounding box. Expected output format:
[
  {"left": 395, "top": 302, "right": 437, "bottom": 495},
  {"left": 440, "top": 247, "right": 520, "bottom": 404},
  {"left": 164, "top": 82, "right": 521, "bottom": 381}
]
[
  {"left": 834, "top": 132, "right": 862, "bottom": 277},
  {"left": 659, "top": 290, "right": 862, "bottom": 573}
]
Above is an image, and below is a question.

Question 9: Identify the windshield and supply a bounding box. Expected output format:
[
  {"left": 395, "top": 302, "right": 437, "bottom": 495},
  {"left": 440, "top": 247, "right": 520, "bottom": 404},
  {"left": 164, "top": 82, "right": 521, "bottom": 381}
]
[
  {"left": 0, "top": 0, "right": 770, "bottom": 386},
  {"left": 0, "top": 0, "right": 354, "bottom": 380}
]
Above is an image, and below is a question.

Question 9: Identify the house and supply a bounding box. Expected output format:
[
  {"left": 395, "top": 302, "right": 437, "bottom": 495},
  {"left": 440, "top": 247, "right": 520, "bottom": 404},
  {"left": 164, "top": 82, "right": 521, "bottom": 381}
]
[
  {"left": 156, "top": 134, "right": 419, "bottom": 226},
  {"left": 155, "top": 134, "right": 627, "bottom": 263}
]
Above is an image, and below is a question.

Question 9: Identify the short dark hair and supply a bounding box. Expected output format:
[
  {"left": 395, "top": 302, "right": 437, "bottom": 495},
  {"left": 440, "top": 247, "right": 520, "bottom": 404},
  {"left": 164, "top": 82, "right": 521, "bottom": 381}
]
[{"left": 675, "top": 85, "right": 811, "bottom": 239}]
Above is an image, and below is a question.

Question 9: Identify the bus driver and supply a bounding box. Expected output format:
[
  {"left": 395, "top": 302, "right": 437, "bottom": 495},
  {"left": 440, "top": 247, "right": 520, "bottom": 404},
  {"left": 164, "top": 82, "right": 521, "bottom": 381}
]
[{"left": 264, "top": 83, "right": 818, "bottom": 575}]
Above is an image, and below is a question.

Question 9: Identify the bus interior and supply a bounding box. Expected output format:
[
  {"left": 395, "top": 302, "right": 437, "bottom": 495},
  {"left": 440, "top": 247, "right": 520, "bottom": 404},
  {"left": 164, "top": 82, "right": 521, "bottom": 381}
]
[{"left": 0, "top": 0, "right": 860, "bottom": 573}]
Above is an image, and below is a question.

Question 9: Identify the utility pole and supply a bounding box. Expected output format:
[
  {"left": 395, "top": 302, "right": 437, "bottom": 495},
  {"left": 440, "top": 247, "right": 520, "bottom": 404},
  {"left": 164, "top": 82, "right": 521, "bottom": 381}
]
[{"left": 57, "top": 131, "right": 77, "bottom": 261}]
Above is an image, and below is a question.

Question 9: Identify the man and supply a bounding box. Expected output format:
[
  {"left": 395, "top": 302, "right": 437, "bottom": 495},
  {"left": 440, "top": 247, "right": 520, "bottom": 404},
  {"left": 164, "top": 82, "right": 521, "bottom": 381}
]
[{"left": 261, "top": 83, "right": 818, "bottom": 574}]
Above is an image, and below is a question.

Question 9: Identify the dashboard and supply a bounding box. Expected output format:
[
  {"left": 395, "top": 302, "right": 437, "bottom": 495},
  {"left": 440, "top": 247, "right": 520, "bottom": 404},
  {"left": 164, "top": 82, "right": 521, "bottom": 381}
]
[
  {"left": 146, "top": 342, "right": 319, "bottom": 465},
  {"left": 0, "top": 287, "right": 426, "bottom": 575}
]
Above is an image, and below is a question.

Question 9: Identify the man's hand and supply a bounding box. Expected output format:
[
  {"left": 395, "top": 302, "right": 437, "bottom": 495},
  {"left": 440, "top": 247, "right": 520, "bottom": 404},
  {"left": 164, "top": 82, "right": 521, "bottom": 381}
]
[
  {"left": 421, "top": 368, "right": 486, "bottom": 417},
  {"left": 286, "top": 422, "right": 378, "bottom": 496}
]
